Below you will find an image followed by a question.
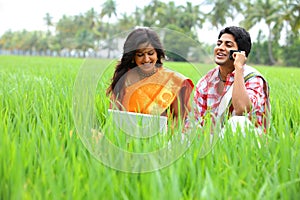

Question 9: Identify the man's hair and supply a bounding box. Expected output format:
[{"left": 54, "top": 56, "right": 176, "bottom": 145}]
[{"left": 218, "top": 26, "right": 252, "bottom": 57}]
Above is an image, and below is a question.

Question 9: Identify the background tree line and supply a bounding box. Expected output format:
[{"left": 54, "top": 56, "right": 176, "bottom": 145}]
[{"left": 0, "top": 0, "right": 299, "bottom": 66}]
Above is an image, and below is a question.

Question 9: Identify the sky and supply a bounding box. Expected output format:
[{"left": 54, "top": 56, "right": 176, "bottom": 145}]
[{"left": 0, "top": 0, "right": 252, "bottom": 44}]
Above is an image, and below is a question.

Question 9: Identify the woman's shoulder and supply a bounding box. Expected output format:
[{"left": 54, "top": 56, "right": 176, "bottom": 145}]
[
  {"left": 160, "top": 66, "right": 188, "bottom": 79},
  {"left": 160, "top": 66, "right": 194, "bottom": 88}
]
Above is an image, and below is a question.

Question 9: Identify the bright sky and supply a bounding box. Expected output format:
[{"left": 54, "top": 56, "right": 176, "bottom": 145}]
[
  {"left": 0, "top": 0, "right": 259, "bottom": 44},
  {"left": 0, "top": 0, "right": 145, "bottom": 33}
]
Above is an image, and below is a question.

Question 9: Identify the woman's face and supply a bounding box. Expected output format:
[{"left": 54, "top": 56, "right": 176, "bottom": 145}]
[{"left": 134, "top": 43, "right": 158, "bottom": 73}]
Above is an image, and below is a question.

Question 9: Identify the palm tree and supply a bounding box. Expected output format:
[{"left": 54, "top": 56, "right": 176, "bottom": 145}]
[
  {"left": 56, "top": 15, "right": 78, "bottom": 56},
  {"left": 100, "top": 0, "right": 117, "bottom": 21},
  {"left": 141, "top": 3, "right": 161, "bottom": 27},
  {"left": 156, "top": 1, "right": 178, "bottom": 26},
  {"left": 144, "top": 0, "right": 166, "bottom": 26},
  {"left": 43, "top": 13, "right": 53, "bottom": 34},
  {"left": 76, "top": 30, "right": 95, "bottom": 57},
  {"left": 133, "top": 7, "right": 143, "bottom": 26},
  {"left": 117, "top": 13, "right": 136, "bottom": 31},
  {"left": 240, "top": 0, "right": 282, "bottom": 65},
  {"left": 178, "top": 2, "right": 205, "bottom": 35},
  {"left": 100, "top": 0, "right": 117, "bottom": 58},
  {"left": 205, "top": 0, "right": 245, "bottom": 28},
  {"left": 279, "top": 0, "right": 300, "bottom": 36},
  {"left": 85, "top": 8, "right": 98, "bottom": 30},
  {"left": 0, "top": 30, "right": 14, "bottom": 53}
]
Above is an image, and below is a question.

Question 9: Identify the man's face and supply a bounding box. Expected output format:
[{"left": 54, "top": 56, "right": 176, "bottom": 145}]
[{"left": 214, "top": 33, "right": 239, "bottom": 66}]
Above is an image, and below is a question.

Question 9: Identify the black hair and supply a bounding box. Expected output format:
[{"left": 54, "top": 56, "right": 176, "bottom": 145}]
[{"left": 218, "top": 26, "right": 252, "bottom": 57}]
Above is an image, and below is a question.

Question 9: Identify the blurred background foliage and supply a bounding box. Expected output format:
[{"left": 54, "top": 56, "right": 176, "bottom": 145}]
[{"left": 0, "top": 0, "right": 299, "bottom": 66}]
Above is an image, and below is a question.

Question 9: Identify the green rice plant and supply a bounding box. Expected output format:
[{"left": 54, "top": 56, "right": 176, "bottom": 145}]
[{"left": 0, "top": 55, "right": 299, "bottom": 200}]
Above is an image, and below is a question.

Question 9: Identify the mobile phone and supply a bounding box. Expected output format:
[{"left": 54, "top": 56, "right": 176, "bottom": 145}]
[{"left": 229, "top": 50, "right": 241, "bottom": 60}]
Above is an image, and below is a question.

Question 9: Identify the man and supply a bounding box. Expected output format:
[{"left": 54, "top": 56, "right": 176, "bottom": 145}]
[{"left": 194, "top": 26, "right": 270, "bottom": 134}]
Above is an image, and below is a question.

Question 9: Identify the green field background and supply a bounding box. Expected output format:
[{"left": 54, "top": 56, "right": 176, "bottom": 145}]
[{"left": 1, "top": 56, "right": 299, "bottom": 199}]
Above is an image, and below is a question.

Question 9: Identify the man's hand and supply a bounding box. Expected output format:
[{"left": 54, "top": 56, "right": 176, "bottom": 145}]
[{"left": 233, "top": 51, "right": 247, "bottom": 71}]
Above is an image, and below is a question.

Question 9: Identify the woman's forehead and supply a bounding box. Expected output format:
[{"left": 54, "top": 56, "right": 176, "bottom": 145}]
[{"left": 136, "top": 43, "right": 155, "bottom": 52}]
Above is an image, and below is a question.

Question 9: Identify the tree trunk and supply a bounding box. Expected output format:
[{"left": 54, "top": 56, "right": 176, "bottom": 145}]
[{"left": 267, "top": 25, "right": 276, "bottom": 65}]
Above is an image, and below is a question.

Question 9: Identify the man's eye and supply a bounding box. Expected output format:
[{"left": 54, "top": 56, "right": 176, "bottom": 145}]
[{"left": 225, "top": 42, "right": 234, "bottom": 48}]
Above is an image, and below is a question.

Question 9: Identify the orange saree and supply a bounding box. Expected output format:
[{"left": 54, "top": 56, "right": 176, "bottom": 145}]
[{"left": 121, "top": 67, "right": 194, "bottom": 118}]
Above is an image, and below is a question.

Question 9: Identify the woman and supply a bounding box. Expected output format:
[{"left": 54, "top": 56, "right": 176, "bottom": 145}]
[{"left": 107, "top": 27, "right": 194, "bottom": 123}]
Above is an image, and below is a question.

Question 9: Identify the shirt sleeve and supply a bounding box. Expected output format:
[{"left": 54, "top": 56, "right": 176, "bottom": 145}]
[{"left": 245, "top": 76, "right": 266, "bottom": 113}]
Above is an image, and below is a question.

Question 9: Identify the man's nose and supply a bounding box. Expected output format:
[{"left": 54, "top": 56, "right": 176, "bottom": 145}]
[{"left": 218, "top": 43, "right": 226, "bottom": 50}]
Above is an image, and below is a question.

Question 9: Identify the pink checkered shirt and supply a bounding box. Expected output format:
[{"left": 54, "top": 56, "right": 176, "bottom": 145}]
[{"left": 194, "top": 65, "right": 270, "bottom": 130}]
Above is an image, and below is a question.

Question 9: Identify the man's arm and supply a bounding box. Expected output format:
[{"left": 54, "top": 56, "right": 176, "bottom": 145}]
[{"left": 232, "top": 51, "right": 252, "bottom": 115}]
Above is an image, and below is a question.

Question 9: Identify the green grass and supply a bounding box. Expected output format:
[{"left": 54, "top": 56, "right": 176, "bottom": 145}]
[{"left": 1, "top": 55, "right": 300, "bottom": 199}]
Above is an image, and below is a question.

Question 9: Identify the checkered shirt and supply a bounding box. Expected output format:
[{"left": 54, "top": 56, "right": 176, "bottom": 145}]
[{"left": 194, "top": 65, "right": 269, "bottom": 129}]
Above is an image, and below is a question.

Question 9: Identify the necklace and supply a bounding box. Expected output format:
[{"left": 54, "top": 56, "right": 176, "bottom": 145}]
[
  {"left": 218, "top": 70, "right": 226, "bottom": 83},
  {"left": 136, "top": 67, "right": 157, "bottom": 78}
]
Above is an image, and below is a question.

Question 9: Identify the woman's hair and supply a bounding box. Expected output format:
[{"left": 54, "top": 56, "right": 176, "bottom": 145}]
[
  {"left": 107, "top": 27, "right": 166, "bottom": 98},
  {"left": 218, "top": 26, "right": 252, "bottom": 57}
]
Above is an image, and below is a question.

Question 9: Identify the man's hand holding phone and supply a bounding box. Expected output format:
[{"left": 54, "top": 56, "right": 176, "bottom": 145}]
[
  {"left": 229, "top": 50, "right": 241, "bottom": 60},
  {"left": 230, "top": 50, "right": 247, "bottom": 70}
]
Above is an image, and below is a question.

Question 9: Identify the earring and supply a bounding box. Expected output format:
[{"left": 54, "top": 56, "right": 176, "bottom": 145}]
[{"left": 131, "top": 60, "right": 134, "bottom": 63}]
